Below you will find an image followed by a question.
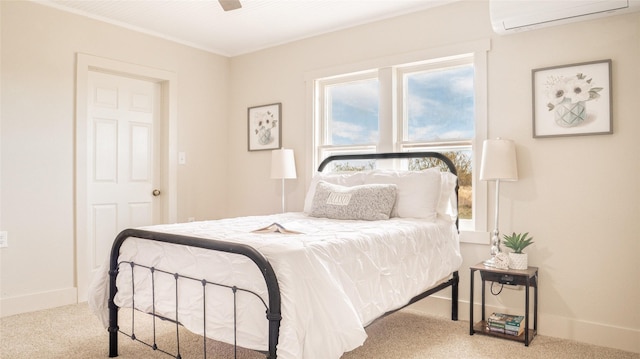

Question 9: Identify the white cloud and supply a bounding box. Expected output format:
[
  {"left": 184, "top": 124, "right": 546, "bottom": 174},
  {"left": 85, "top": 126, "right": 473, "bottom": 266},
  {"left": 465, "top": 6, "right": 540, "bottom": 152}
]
[
  {"left": 331, "top": 80, "right": 378, "bottom": 113},
  {"left": 407, "top": 96, "right": 442, "bottom": 118},
  {"left": 451, "top": 75, "right": 474, "bottom": 94},
  {"left": 409, "top": 125, "right": 439, "bottom": 141},
  {"left": 333, "top": 120, "right": 377, "bottom": 144}
]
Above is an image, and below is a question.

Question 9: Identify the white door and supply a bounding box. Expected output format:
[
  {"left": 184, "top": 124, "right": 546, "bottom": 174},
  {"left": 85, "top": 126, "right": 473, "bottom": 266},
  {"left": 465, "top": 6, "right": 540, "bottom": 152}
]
[{"left": 85, "top": 71, "right": 161, "bottom": 287}]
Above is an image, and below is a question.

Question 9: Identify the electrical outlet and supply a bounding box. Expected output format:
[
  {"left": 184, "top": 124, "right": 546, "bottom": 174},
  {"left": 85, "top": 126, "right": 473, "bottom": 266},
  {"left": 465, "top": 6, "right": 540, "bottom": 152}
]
[
  {"left": 0, "top": 231, "right": 8, "bottom": 248},
  {"left": 187, "top": 217, "right": 195, "bottom": 222}
]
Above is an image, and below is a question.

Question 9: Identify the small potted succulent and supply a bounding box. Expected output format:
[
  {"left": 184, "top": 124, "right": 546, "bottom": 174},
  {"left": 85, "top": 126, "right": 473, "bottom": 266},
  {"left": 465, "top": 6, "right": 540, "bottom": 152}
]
[{"left": 502, "top": 232, "right": 534, "bottom": 270}]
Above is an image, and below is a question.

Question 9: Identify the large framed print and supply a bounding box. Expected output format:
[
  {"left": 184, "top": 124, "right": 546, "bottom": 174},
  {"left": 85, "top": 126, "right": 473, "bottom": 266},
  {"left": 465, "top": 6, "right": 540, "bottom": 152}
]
[
  {"left": 248, "top": 103, "right": 281, "bottom": 151},
  {"left": 532, "top": 59, "right": 612, "bottom": 138}
]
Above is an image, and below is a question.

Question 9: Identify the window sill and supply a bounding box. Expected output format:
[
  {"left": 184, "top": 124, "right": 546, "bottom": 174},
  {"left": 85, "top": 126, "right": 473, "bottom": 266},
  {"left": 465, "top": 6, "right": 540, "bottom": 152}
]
[{"left": 460, "top": 230, "right": 489, "bottom": 245}]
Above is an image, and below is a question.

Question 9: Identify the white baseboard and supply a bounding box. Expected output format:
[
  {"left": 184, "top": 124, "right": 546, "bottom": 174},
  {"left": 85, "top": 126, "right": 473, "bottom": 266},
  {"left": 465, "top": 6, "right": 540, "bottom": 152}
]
[
  {"left": 408, "top": 295, "right": 640, "bottom": 354},
  {"left": 0, "top": 287, "right": 77, "bottom": 317}
]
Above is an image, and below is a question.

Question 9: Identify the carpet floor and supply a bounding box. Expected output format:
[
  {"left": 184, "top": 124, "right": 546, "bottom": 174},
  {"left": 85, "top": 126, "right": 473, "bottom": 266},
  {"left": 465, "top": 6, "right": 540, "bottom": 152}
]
[{"left": 1, "top": 303, "right": 637, "bottom": 359}]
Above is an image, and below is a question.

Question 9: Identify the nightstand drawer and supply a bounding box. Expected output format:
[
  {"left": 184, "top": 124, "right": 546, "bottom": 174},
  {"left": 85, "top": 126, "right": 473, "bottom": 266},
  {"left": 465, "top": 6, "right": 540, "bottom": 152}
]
[{"left": 480, "top": 271, "right": 537, "bottom": 287}]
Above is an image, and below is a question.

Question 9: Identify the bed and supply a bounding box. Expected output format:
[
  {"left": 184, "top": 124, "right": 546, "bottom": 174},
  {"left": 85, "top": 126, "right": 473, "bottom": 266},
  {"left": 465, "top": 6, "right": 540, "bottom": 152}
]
[{"left": 89, "top": 151, "right": 462, "bottom": 359}]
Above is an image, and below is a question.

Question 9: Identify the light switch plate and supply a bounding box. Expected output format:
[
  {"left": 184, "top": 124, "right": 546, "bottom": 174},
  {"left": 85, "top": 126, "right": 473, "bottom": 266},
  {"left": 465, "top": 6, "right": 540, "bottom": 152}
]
[{"left": 0, "top": 231, "right": 8, "bottom": 248}]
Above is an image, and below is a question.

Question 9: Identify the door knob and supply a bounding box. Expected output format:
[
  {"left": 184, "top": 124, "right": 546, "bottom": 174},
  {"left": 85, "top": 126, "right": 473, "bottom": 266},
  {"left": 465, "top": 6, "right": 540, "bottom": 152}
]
[{"left": 152, "top": 189, "right": 161, "bottom": 196}]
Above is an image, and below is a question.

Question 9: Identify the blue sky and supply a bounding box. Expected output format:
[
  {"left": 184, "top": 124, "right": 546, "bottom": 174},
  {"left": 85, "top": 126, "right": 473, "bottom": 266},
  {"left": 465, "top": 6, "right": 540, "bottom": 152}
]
[
  {"left": 329, "top": 79, "right": 380, "bottom": 144},
  {"left": 329, "top": 65, "right": 474, "bottom": 145}
]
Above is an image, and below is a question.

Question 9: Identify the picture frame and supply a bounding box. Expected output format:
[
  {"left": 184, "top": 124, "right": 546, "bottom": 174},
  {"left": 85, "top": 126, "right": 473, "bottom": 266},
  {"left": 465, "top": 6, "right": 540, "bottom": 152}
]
[
  {"left": 248, "top": 103, "right": 281, "bottom": 151},
  {"left": 532, "top": 59, "right": 612, "bottom": 138}
]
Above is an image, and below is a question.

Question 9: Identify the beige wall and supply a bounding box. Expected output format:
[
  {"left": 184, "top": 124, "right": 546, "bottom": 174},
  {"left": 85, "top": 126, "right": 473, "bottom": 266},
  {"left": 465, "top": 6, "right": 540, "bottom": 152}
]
[
  {"left": 1, "top": 0, "right": 638, "bottom": 354},
  {"left": 1, "top": 1, "right": 229, "bottom": 313}
]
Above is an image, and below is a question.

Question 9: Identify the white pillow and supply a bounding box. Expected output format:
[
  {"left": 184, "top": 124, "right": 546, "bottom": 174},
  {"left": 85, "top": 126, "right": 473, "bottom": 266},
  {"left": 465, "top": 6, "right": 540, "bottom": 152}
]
[
  {"left": 438, "top": 172, "right": 458, "bottom": 222},
  {"left": 309, "top": 181, "right": 397, "bottom": 221},
  {"left": 364, "top": 168, "right": 442, "bottom": 220},
  {"left": 303, "top": 171, "right": 367, "bottom": 213}
]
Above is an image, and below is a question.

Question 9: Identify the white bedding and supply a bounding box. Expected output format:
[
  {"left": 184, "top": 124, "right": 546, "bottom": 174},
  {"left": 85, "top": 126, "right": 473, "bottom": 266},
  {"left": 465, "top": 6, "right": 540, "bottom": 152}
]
[{"left": 89, "top": 212, "right": 462, "bottom": 359}]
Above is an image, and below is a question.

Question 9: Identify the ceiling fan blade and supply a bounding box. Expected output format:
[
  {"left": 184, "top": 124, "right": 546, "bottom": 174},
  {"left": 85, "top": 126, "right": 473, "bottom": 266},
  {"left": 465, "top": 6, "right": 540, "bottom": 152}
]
[{"left": 219, "top": 0, "right": 242, "bottom": 12}]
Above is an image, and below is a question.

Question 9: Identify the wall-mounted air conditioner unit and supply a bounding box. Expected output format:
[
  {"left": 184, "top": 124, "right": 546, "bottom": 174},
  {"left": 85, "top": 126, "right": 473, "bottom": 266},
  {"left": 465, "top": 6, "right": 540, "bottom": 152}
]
[{"left": 490, "top": 0, "right": 640, "bottom": 34}]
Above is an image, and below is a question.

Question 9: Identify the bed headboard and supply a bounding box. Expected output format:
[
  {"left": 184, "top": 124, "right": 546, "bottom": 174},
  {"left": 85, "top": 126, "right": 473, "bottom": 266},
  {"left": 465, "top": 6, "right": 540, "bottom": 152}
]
[
  {"left": 317, "top": 151, "right": 459, "bottom": 229},
  {"left": 317, "top": 151, "right": 457, "bottom": 176}
]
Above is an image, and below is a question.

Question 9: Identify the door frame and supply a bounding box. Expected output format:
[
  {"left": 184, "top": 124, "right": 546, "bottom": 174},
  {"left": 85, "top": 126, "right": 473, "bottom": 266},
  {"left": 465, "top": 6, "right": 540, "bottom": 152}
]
[{"left": 75, "top": 53, "right": 178, "bottom": 301}]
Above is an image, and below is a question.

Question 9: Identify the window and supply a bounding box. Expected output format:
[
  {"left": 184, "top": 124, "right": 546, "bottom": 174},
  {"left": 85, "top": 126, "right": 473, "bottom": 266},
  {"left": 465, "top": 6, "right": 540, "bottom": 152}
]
[
  {"left": 401, "top": 61, "right": 474, "bottom": 143},
  {"left": 325, "top": 76, "right": 379, "bottom": 146},
  {"left": 316, "top": 72, "right": 379, "bottom": 160},
  {"left": 309, "top": 41, "right": 489, "bottom": 236},
  {"left": 400, "top": 58, "right": 474, "bottom": 220}
]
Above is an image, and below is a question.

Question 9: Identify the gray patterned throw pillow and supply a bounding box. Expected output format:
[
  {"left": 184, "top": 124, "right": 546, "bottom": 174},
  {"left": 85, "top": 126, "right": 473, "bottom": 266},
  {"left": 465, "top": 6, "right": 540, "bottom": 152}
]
[{"left": 309, "top": 181, "right": 397, "bottom": 220}]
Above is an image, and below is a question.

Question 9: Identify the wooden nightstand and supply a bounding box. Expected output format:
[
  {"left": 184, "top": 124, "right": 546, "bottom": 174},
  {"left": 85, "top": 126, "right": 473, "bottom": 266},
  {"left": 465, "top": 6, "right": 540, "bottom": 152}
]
[{"left": 469, "top": 262, "right": 538, "bottom": 346}]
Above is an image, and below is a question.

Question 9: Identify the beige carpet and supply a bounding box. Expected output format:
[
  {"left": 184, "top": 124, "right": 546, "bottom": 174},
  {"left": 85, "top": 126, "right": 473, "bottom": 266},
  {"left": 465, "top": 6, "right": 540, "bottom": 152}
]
[{"left": 1, "top": 303, "right": 637, "bottom": 359}]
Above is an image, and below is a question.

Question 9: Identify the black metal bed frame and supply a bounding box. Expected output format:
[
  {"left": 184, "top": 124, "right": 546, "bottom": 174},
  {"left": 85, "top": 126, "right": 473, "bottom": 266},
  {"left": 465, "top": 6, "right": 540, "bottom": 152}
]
[{"left": 107, "top": 151, "right": 460, "bottom": 358}]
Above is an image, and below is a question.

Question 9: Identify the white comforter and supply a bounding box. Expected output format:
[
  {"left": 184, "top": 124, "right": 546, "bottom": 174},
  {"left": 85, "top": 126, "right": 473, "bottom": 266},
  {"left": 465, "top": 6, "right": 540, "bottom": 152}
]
[{"left": 89, "top": 212, "right": 462, "bottom": 359}]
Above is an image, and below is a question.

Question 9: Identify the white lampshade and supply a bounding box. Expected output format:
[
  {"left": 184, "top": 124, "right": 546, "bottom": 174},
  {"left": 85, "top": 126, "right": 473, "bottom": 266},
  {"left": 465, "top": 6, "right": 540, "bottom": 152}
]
[
  {"left": 270, "top": 148, "right": 297, "bottom": 179},
  {"left": 480, "top": 138, "right": 518, "bottom": 181}
]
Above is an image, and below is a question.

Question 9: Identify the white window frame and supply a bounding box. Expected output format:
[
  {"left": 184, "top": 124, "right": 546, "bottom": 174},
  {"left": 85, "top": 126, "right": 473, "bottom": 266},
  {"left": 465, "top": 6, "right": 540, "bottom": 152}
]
[{"left": 305, "top": 39, "right": 491, "bottom": 244}]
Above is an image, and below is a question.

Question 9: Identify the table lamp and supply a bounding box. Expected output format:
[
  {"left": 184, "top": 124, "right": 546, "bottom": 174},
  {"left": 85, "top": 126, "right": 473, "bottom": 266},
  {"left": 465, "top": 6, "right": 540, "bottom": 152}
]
[
  {"left": 270, "top": 148, "right": 297, "bottom": 213},
  {"left": 480, "top": 138, "right": 518, "bottom": 267}
]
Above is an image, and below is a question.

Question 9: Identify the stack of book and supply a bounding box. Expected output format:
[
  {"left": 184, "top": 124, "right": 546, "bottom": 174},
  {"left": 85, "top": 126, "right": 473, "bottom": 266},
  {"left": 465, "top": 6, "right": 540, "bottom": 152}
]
[{"left": 486, "top": 312, "right": 525, "bottom": 336}]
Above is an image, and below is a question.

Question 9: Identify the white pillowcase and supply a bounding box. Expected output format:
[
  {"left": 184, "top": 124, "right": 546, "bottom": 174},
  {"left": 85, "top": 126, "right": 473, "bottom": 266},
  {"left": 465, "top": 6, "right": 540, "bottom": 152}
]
[
  {"left": 309, "top": 181, "right": 397, "bottom": 221},
  {"left": 438, "top": 172, "right": 458, "bottom": 222},
  {"left": 303, "top": 171, "right": 367, "bottom": 213},
  {"left": 363, "top": 168, "right": 442, "bottom": 221}
]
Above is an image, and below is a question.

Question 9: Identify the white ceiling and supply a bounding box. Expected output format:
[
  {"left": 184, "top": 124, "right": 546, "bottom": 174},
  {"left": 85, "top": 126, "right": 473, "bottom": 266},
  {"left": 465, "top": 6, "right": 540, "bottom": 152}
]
[{"left": 37, "top": 0, "right": 456, "bottom": 57}]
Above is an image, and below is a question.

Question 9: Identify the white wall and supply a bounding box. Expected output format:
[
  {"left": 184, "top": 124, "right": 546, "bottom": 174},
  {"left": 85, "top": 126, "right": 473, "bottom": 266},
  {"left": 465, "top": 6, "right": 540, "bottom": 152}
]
[
  {"left": 1, "top": 1, "right": 230, "bottom": 314},
  {"left": 1, "top": 0, "right": 638, "bottom": 354},
  {"left": 227, "top": 1, "right": 640, "bottom": 353}
]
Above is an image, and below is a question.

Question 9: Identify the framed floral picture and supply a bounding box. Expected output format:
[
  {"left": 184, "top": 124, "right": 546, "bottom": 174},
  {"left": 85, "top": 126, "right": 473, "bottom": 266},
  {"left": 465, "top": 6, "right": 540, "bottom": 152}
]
[
  {"left": 248, "top": 103, "right": 281, "bottom": 151},
  {"left": 532, "top": 59, "right": 612, "bottom": 138}
]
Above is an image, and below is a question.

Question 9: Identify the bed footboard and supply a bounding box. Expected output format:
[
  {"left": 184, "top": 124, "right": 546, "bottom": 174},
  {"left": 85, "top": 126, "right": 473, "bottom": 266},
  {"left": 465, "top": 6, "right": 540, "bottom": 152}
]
[{"left": 107, "top": 228, "right": 282, "bottom": 358}]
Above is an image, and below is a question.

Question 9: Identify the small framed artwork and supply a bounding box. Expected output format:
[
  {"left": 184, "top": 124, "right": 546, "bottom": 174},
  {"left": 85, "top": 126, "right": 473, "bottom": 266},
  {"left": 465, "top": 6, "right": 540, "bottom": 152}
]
[
  {"left": 532, "top": 59, "right": 612, "bottom": 138},
  {"left": 248, "top": 103, "right": 281, "bottom": 151}
]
